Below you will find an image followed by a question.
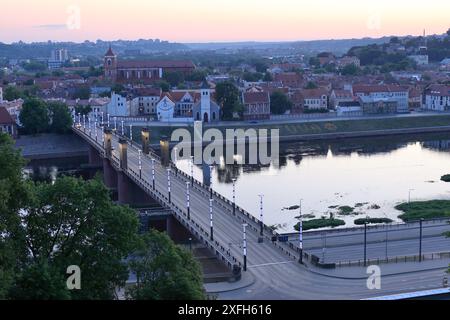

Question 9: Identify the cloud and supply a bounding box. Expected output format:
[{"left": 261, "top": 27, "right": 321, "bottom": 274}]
[{"left": 33, "top": 24, "right": 67, "bottom": 30}]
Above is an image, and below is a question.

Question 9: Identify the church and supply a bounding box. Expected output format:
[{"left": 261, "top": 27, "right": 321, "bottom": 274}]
[{"left": 103, "top": 47, "right": 195, "bottom": 84}]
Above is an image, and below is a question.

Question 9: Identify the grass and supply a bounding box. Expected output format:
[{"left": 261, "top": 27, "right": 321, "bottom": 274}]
[
  {"left": 295, "top": 218, "right": 345, "bottom": 231},
  {"left": 441, "top": 175, "right": 450, "bottom": 182},
  {"left": 338, "top": 206, "right": 354, "bottom": 215},
  {"left": 395, "top": 200, "right": 450, "bottom": 222},
  {"left": 354, "top": 217, "right": 393, "bottom": 225},
  {"left": 136, "top": 114, "right": 450, "bottom": 144}
]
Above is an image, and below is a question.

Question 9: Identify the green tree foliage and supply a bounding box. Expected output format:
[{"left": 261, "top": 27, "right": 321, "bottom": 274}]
[
  {"left": 0, "top": 133, "right": 29, "bottom": 298},
  {"left": 155, "top": 80, "right": 170, "bottom": 93},
  {"left": 341, "top": 64, "right": 361, "bottom": 76},
  {"left": 19, "top": 98, "right": 50, "bottom": 134},
  {"left": 163, "top": 71, "right": 185, "bottom": 87},
  {"left": 21, "top": 61, "right": 47, "bottom": 72},
  {"left": 185, "top": 70, "right": 207, "bottom": 82},
  {"left": 48, "top": 101, "right": 73, "bottom": 134},
  {"left": 126, "top": 231, "right": 205, "bottom": 300},
  {"left": 215, "top": 81, "right": 243, "bottom": 120},
  {"left": 263, "top": 72, "right": 273, "bottom": 82},
  {"left": 270, "top": 91, "right": 292, "bottom": 115},
  {"left": 242, "top": 72, "right": 263, "bottom": 82},
  {"left": 3, "top": 86, "right": 23, "bottom": 101},
  {"left": 305, "top": 81, "right": 318, "bottom": 89},
  {"left": 74, "top": 105, "right": 93, "bottom": 117},
  {"left": 10, "top": 176, "right": 140, "bottom": 300},
  {"left": 71, "top": 87, "right": 91, "bottom": 100}
]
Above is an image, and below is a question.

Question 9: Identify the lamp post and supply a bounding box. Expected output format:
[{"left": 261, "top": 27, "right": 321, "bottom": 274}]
[
  {"left": 167, "top": 168, "right": 171, "bottom": 204},
  {"left": 83, "top": 114, "right": 86, "bottom": 130},
  {"left": 190, "top": 156, "right": 194, "bottom": 186},
  {"left": 209, "top": 165, "right": 214, "bottom": 199},
  {"left": 114, "top": 117, "right": 117, "bottom": 131},
  {"left": 209, "top": 198, "right": 214, "bottom": 241},
  {"left": 94, "top": 121, "right": 98, "bottom": 141},
  {"left": 88, "top": 116, "right": 91, "bottom": 133},
  {"left": 129, "top": 124, "right": 133, "bottom": 141},
  {"left": 242, "top": 223, "right": 248, "bottom": 272},
  {"left": 298, "top": 199, "right": 304, "bottom": 264},
  {"left": 186, "top": 182, "right": 191, "bottom": 220},
  {"left": 101, "top": 112, "right": 104, "bottom": 126},
  {"left": 383, "top": 213, "right": 389, "bottom": 261},
  {"left": 419, "top": 218, "right": 424, "bottom": 262},
  {"left": 121, "top": 120, "right": 124, "bottom": 136},
  {"left": 232, "top": 178, "right": 236, "bottom": 216},
  {"left": 364, "top": 222, "right": 368, "bottom": 267},
  {"left": 107, "top": 114, "right": 110, "bottom": 127},
  {"left": 138, "top": 149, "right": 142, "bottom": 179},
  {"left": 151, "top": 158, "right": 156, "bottom": 190},
  {"left": 408, "top": 189, "right": 414, "bottom": 203},
  {"left": 258, "top": 195, "right": 264, "bottom": 237}
]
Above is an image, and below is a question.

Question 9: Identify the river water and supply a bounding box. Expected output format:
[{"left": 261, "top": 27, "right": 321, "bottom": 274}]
[{"left": 174, "top": 133, "right": 450, "bottom": 233}]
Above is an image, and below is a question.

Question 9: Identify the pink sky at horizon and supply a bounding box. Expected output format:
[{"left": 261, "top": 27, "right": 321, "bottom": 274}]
[{"left": 1, "top": 0, "right": 449, "bottom": 43}]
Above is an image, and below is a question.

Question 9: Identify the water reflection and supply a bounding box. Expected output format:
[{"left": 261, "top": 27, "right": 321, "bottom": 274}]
[{"left": 175, "top": 133, "right": 450, "bottom": 232}]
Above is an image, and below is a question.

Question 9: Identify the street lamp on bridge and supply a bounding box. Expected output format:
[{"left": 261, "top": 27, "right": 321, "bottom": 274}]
[
  {"left": 209, "top": 165, "right": 214, "bottom": 199},
  {"left": 186, "top": 181, "right": 191, "bottom": 221},
  {"left": 242, "top": 223, "right": 248, "bottom": 272},
  {"left": 107, "top": 114, "right": 110, "bottom": 127},
  {"left": 121, "top": 120, "right": 125, "bottom": 136},
  {"left": 114, "top": 117, "right": 117, "bottom": 131},
  {"left": 190, "top": 156, "right": 194, "bottom": 186},
  {"left": 138, "top": 149, "right": 142, "bottom": 179},
  {"left": 298, "top": 199, "right": 304, "bottom": 264},
  {"left": 209, "top": 198, "right": 214, "bottom": 241},
  {"left": 167, "top": 168, "right": 171, "bottom": 204},
  {"left": 129, "top": 124, "right": 133, "bottom": 141},
  {"left": 232, "top": 178, "right": 236, "bottom": 216},
  {"left": 151, "top": 158, "right": 156, "bottom": 190},
  {"left": 258, "top": 194, "right": 264, "bottom": 237}
]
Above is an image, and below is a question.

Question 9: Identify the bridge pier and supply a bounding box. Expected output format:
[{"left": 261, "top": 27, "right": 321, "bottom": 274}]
[
  {"left": 88, "top": 145, "right": 103, "bottom": 166},
  {"left": 103, "top": 157, "right": 118, "bottom": 190}
]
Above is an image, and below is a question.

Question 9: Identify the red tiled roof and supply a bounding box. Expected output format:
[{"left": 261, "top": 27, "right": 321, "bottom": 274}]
[
  {"left": 300, "top": 88, "right": 329, "bottom": 99},
  {"left": 117, "top": 60, "right": 195, "bottom": 69},
  {"left": 242, "top": 92, "right": 270, "bottom": 104},
  {"left": 0, "top": 107, "right": 15, "bottom": 124}
]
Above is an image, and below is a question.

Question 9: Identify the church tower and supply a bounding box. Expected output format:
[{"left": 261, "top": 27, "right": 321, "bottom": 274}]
[
  {"left": 200, "top": 80, "right": 211, "bottom": 123},
  {"left": 104, "top": 45, "right": 118, "bottom": 82}
]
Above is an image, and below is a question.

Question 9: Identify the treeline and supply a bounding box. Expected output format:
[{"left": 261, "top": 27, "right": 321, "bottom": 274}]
[{"left": 0, "top": 133, "right": 205, "bottom": 300}]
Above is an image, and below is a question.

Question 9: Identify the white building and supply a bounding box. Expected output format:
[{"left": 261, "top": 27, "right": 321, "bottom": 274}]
[
  {"left": 156, "top": 93, "right": 177, "bottom": 122},
  {"left": 408, "top": 55, "right": 429, "bottom": 66},
  {"left": 106, "top": 92, "right": 129, "bottom": 117},
  {"left": 130, "top": 88, "right": 161, "bottom": 116},
  {"left": 352, "top": 85, "right": 409, "bottom": 113},
  {"left": 423, "top": 85, "right": 450, "bottom": 111}
]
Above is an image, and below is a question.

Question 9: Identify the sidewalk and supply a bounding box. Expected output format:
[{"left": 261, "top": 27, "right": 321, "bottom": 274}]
[
  {"left": 203, "top": 271, "right": 256, "bottom": 294},
  {"left": 306, "top": 258, "right": 450, "bottom": 280}
]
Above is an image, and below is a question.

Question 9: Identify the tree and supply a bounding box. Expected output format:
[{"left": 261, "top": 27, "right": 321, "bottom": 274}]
[
  {"left": 305, "top": 81, "right": 318, "bottom": 89},
  {"left": 72, "top": 87, "right": 91, "bottom": 100},
  {"left": 11, "top": 176, "right": 140, "bottom": 300},
  {"left": 19, "top": 98, "right": 50, "bottom": 134},
  {"left": 341, "top": 64, "right": 361, "bottom": 76},
  {"left": 48, "top": 101, "right": 73, "bottom": 134},
  {"left": 263, "top": 72, "right": 273, "bottom": 82},
  {"left": 163, "top": 71, "right": 185, "bottom": 87},
  {"left": 3, "top": 86, "right": 23, "bottom": 101},
  {"left": 215, "top": 82, "right": 242, "bottom": 120},
  {"left": 270, "top": 91, "right": 292, "bottom": 115},
  {"left": 126, "top": 231, "right": 205, "bottom": 300},
  {"left": 155, "top": 80, "right": 170, "bottom": 93},
  {"left": 0, "top": 133, "right": 29, "bottom": 298},
  {"left": 185, "top": 70, "right": 207, "bottom": 82},
  {"left": 75, "top": 105, "right": 92, "bottom": 117}
]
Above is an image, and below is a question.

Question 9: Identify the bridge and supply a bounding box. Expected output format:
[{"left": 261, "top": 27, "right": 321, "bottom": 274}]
[{"left": 72, "top": 121, "right": 450, "bottom": 300}]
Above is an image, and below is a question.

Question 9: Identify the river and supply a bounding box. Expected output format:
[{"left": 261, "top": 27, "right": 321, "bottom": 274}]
[{"left": 174, "top": 133, "right": 450, "bottom": 233}]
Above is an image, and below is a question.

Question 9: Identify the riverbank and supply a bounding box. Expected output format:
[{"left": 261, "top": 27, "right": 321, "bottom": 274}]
[
  {"left": 395, "top": 200, "right": 450, "bottom": 222},
  {"left": 141, "top": 114, "right": 450, "bottom": 145}
]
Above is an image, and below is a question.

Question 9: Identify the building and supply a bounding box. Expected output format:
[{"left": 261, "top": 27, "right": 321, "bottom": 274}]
[
  {"left": 336, "top": 101, "right": 362, "bottom": 116},
  {"left": 0, "top": 107, "right": 17, "bottom": 138},
  {"left": 408, "top": 55, "right": 429, "bottom": 66},
  {"left": 104, "top": 47, "right": 195, "bottom": 84},
  {"left": 301, "top": 88, "right": 329, "bottom": 110},
  {"left": 106, "top": 92, "right": 129, "bottom": 116},
  {"left": 130, "top": 87, "right": 162, "bottom": 116},
  {"left": 289, "top": 90, "right": 304, "bottom": 114},
  {"left": 358, "top": 96, "right": 398, "bottom": 114},
  {"left": 48, "top": 49, "right": 69, "bottom": 69},
  {"left": 273, "top": 73, "right": 302, "bottom": 88},
  {"left": 423, "top": 85, "right": 450, "bottom": 111},
  {"left": 330, "top": 89, "right": 354, "bottom": 108},
  {"left": 352, "top": 85, "right": 409, "bottom": 113},
  {"left": 241, "top": 92, "right": 271, "bottom": 120},
  {"left": 337, "top": 56, "right": 361, "bottom": 68}
]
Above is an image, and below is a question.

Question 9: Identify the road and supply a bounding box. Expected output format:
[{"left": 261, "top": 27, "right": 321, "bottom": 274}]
[{"left": 75, "top": 124, "right": 450, "bottom": 300}]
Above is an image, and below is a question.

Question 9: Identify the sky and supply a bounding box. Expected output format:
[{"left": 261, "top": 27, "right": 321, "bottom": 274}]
[{"left": 1, "top": 0, "right": 449, "bottom": 43}]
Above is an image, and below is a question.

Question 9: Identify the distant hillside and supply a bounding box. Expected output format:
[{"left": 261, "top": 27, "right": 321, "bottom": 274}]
[
  {"left": 185, "top": 37, "right": 392, "bottom": 55},
  {"left": 0, "top": 39, "right": 188, "bottom": 59}
]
